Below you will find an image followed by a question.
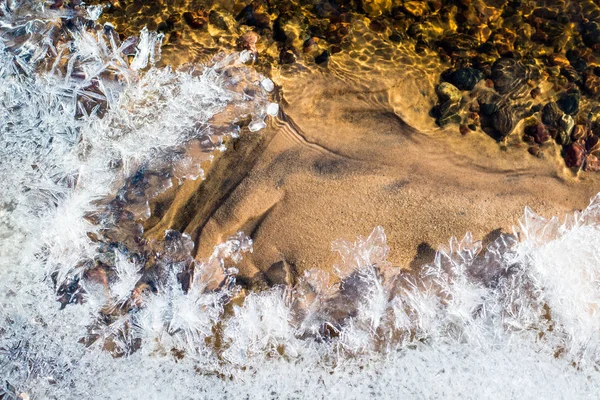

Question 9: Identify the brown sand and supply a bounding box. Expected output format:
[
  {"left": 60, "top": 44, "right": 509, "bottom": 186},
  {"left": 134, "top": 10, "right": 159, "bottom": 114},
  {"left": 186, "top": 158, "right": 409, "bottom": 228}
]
[{"left": 144, "top": 32, "right": 600, "bottom": 286}]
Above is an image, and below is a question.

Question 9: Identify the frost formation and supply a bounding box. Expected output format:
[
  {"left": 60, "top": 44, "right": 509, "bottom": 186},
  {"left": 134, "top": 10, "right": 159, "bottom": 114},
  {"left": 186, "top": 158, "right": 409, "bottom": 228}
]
[{"left": 1, "top": 1, "right": 600, "bottom": 399}]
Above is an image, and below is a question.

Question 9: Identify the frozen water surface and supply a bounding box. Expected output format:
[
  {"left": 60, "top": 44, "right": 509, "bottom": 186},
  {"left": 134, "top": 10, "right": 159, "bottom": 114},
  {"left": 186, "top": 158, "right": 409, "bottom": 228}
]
[{"left": 1, "top": 1, "right": 600, "bottom": 399}]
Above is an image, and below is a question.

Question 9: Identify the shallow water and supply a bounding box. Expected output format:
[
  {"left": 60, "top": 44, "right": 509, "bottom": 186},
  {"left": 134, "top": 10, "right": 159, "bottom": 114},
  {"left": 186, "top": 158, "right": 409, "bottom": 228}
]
[{"left": 1, "top": 1, "right": 600, "bottom": 399}]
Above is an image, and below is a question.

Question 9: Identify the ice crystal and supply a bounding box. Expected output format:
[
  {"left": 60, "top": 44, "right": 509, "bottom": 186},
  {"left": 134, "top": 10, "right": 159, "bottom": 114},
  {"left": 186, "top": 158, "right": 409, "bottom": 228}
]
[{"left": 2, "top": 1, "right": 600, "bottom": 398}]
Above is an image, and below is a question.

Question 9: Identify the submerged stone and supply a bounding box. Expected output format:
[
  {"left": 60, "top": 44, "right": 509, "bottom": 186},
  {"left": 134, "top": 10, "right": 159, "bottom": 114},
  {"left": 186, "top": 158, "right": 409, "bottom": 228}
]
[
  {"left": 491, "top": 58, "right": 529, "bottom": 95},
  {"left": 315, "top": 50, "right": 330, "bottom": 64},
  {"left": 587, "top": 135, "right": 600, "bottom": 156},
  {"left": 492, "top": 107, "right": 515, "bottom": 138},
  {"left": 542, "top": 102, "right": 563, "bottom": 127},
  {"left": 480, "top": 102, "right": 499, "bottom": 116},
  {"left": 557, "top": 90, "right": 580, "bottom": 115},
  {"left": 525, "top": 123, "right": 550, "bottom": 144},
  {"left": 436, "top": 100, "right": 461, "bottom": 126},
  {"left": 559, "top": 114, "right": 575, "bottom": 135},
  {"left": 582, "top": 21, "right": 600, "bottom": 47},
  {"left": 436, "top": 82, "right": 462, "bottom": 103},
  {"left": 279, "top": 49, "right": 296, "bottom": 64},
  {"left": 563, "top": 143, "right": 586, "bottom": 168},
  {"left": 444, "top": 67, "right": 483, "bottom": 91},
  {"left": 439, "top": 33, "right": 480, "bottom": 54},
  {"left": 209, "top": 10, "right": 228, "bottom": 31},
  {"left": 183, "top": 11, "right": 207, "bottom": 29},
  {"left": 236, "top": 4, "right": 271, "bottom": 29}
]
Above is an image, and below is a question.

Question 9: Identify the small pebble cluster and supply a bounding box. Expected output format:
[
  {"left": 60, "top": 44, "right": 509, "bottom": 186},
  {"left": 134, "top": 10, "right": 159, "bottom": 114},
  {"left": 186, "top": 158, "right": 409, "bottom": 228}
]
[
  {"left": 421, "top": 0, "right": 600, "bottom": 171},
  {"left": 87, "top": 0, "right": 600, "bottom": 171}
]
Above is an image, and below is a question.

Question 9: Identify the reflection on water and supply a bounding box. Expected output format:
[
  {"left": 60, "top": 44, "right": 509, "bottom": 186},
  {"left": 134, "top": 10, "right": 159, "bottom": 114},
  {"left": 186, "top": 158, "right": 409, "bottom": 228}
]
[
  {"left": 93, "top": 0, "right": 600, "bottom": 170},
  {"left": 2, "top": 0, "right": 600, "bottom": 398}
]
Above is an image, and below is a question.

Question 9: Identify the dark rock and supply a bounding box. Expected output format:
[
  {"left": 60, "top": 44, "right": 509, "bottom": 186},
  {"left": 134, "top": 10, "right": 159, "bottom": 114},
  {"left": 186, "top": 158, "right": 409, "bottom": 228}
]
[
  {"left": 279, "top": 49, "right": 296, "bottom": 64},
  {"left": 560, "top": 66, "right": 581, "bottom": 84},
  {"left": 480, "top": 103, "right": 499, "bottom": 116},
  {"left": 315, "top": 2, "right": 340, "bottom": 19},
  {"left": 49, "top": 0, "right": 64, "bottom": 9},
  {"left": 539, "top": 20, "right": 566, "bottom": 46},
  {"left": 571, "top": 58, "right": 588, "bottom": 74},
  {"left": 167, "top": 14, "right": 180, "bottom": 26},
  {"left": 541, "top": 102, "right": 563, "bottom": 127},
  {"left": 531, "top": 8, "right": 559, "bottom": 20},
  {"left": 303, "top": 37, "right": 319, "bottom": 53},
  {"left": 123, "top": 2, "right": 142, "bottom": 15},
  {"left": 389, "top": 32, "right": 402, "bottom": 42},
  {"left": 491, "top": 58, "right": 529, "bottom": 95},
  {"left": 443, "top": 67, "right": 483, "bottom": 91},
  {"left": 265, "top": 260, "right": 295, "bottom": 287},
  {"left": 157, "top": 14, "right": 178, "bottom": 33},
  {"left": 183, "top": 11, "right": 207, "bottom": 29},
  {"left": 528, "top": 145, "right": 544, "bottom": 158},
  {"left": 582, "top": 21, "right": 600, "bottom": 47},
  {"left": 252, "top": 13, "right": 271, "bottom": 29},
  {"left": 209, "top": 10, "right": 228, "bottom": 30},
  {"left": 236, "top": 4, "right": 254, "bottom": 23},
  {"left": 439, "top": 33, "right": 480, "bottom": 54},
  {"left": 530, "top": 104, "right": 543, "bottom": 113},
  {"left": 157, "top": 21, "right": 171, "bottom": 33},
  {"left": 273, "top": 17, "right": 287, "bottom": 43},
  {"left": 587, "top": 135, "right": 600, "bottom": 156},
  {"left": 557, "top": 90, "right": 580, "bottom": 115},
  {"left": 492, "top": 107, "right": 515, "bottom": 138},
  {"left": 563, "top": 143, "right": 586, "bottom": 168},
  {"left": 525, "top": 123, "right": 550, "bottom": 144},
  {"left": 436, "top": 100, "right": 461, "bottom": 126},
  {"left": 523, "top": 134, "right": 535, "bottom": 144},
  {"left": 168, "top": 31, "right": 181, "bottom": 43},
  {"left": 369, "top": 19, "right": 386, "bottom": 33},
  {"left": 315, "top": 50, "right": 330, "bottom": 64},
  {"left": 236, "top": 5, "right": 270, "bottom": 29}
]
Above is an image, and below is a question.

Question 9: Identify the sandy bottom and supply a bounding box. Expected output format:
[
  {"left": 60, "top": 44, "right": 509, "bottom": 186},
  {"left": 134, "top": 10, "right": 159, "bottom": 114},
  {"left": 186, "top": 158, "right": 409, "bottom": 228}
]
[{"left": 142, "top": 38, "right": 599, "bottom": 287}]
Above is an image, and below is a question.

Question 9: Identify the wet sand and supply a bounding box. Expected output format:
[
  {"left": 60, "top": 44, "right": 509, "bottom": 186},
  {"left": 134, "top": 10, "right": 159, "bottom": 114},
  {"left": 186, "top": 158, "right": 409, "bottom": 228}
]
[{"left": 143, "top": 37, "right": 600, "bottom": 286}]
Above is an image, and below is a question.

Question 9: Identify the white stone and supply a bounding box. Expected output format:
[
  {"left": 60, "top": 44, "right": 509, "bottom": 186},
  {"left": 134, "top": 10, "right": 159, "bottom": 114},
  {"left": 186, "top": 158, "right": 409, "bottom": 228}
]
[
  {"left": 248, "top": 119, "right": 267, "bottom": 132},
  {"left": 261, "top": 78, "right": 275, "bottom": 92},
  {"left": 266, "top": 103, "right": 279, "bottom": 116}
]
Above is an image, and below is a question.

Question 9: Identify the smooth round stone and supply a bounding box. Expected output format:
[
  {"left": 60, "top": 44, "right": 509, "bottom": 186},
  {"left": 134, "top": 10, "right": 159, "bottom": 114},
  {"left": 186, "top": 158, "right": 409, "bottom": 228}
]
[
  {"left": 266, "top": 103, "right": 279, "bottom": 116},
  {"left": 435, "top": 82, "right": 462, "bottom": 103},
  {"left": 261, "top": 78, "right": 275, "bottom": 92},
  {"left": 445, "top": 67, "right": 483, "bottom": 91},
  {"left": 239, "top": 50, "right": 255, "bottom": 63},
  {"left": 542, "top": 102, "right": 563, "bottom": 127},
  {"left": 491, "top": 58, "right": 528, "bottom": 95},
  {"left": 557, "top": 91, "right": 580, "bottom": 115},
  {"left": 248, "top": 119, "right": 267, "bottom": 132}
]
